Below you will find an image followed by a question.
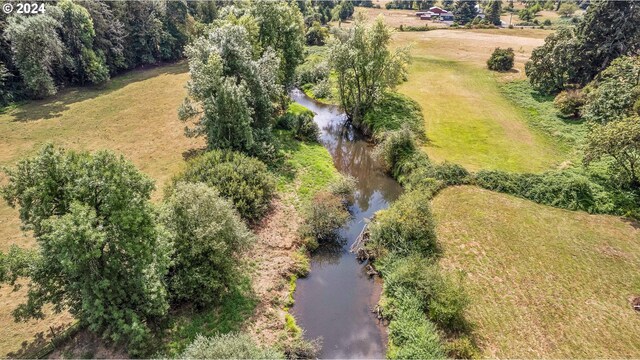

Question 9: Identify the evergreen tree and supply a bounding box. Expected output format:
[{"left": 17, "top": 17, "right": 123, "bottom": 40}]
[
  {"left": 58, "top": 0, "right": 109, "bottom": 85},
  {"left": 485, "top": 0, "right": 502, "bottom": 25},
  {"left": 453, "top": 0, "right": 477, "bottom": 25}
]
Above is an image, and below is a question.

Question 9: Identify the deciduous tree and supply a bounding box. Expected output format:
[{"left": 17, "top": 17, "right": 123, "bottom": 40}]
[
  {"left": 3, "top": 10, "right": 65, "bottom": 98},
  {"left": 179, "top": 24, "right": 281, "bottom": 159},
  {"left": 584, "top": 116, "right": 640, "bottom": 188},
  {"left": 0, "top": 145, "right": 170, "bottom": 352},
  {"left": 329, "top": 15, "right": 409, "bottom": 121},
  {"left": 160, "top": 182, "right": 252, "bottom": 307}
]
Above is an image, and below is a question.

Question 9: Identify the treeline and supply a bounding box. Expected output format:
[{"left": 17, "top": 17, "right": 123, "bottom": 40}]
[
  {"left": 0, "top": 0, "right": 355, "bottom": 107},
  {"left": 524, "top": 0, "right": 640, "bottom": 210},
  {"left": 0, "top": 0, "right": 207, "bottom": 102}
]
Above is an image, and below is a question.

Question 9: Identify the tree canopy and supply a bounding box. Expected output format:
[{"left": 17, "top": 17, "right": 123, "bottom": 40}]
[
  {"left": 0, "top": 145, "right": 169, "bottom": 352},
  {"left": 330, "top": 15, "right": 410, "bottom": 121},
  {"left": 178, "top": 24, "right": 281, "bottom": 159}
]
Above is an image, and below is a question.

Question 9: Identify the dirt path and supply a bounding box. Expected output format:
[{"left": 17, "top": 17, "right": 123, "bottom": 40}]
[{"left": 244, "top": 197, "right": 303, "bottom": 346}]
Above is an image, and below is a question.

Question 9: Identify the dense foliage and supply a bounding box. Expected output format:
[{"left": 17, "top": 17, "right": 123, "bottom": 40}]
[
  {"left": 252, "top": 0, "right": 305, "bottom": 89},
  {"left": 303, "top": 191, "right": 350, "bottom": 242},
  {"left": 0, "top": 145, "right": 169, "bottom": 352},
  {"left": 554, "top": 89, "right": 585, "bottom": 118},
  {"left": 330, "top": 15, "right": 409, "bottom": 121},
  {"left": 526, "top": 0, "right": 640, "bottom": 94},
  {"left": 368, "top": 190, "right": 439, "bottom": 258},
  {"left": 582, "top": 56, "right": 640, "bottom": 124},
  {"left": 453, "top": 0, "right": 478, "bottom": 25},
  {"left": 1, "top": 0, "right": 190, "bottom": 103},
  {"left": 584, "top": 116, "right": 640, "bottom": 188},
  {"left": 178, "top": 24, "right": 281, "bottom": 159},
  {"left": 171, "top": 150, "right": 275, "bottom": 222},
  {"left": 484, "top": 0, "right": 502, "bottom": 25},
  {"left": 487, "top": 47, "right": 515, "bottom": 72},
  {"left": 277, "top": 103, "right": 320, "bottom": 142},
  {"left": 360, "top": 92, "right": 425, "bottom": 139},
  {"left": 473, "top": 169, "right": 615, "bottom": 213},
  {"left": 160, "top": 182, "right": 253, "bottom": 308}
]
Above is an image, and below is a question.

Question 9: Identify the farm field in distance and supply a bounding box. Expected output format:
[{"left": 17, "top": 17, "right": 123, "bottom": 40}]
[{"left": 433, "top": 186, "right": 640, "bottom": 358}]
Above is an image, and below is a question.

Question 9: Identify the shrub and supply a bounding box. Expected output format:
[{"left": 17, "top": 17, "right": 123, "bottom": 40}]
[
  {"left": 368, "top": 190, "right": 438, "bottom": 257},
  {"left": 394, "top": 152, "right": 469, "bottom": 190},
  {"left": 386, "top": 294, "right": 446, "bottom": 360},
  {"left": 487, "top": 47, "right": 515, "bottom": 71},
  {"left": 582, "top": 56, "right": 640, "bottom": 124},
  {"left": 444, "top": 336, "right": 480, "bottom": 359},
  {"left": 278, "top": 104, "right": 320, "bottom": 142},
  {"left": 360, "top": 92, "right": 426, "bottom": 139},
  {"left": 303, "top": 191, "right": 350, "bottom": 242},
  {"left": 328, "top": 175, "right": 357, "bottom": 205},
  {"left": 172, "top": 150, "right": 275, "bottom": 222},
  {"left": 311, "top": 79, "right": 331, "bottom": 99},
  {"left": 554, "top": 89, "right": 585, "bottom": 118},
  {"left": 294, "top": 113, "right": 321, "bottom": 142},
  {"left": 160, "top": 182, "right": 253, "bottom": 307},
  {"left": 374, "top": 127, "right": 417, "bottom": 176},
  {"left": 543, "top": 18, "right": 552, "bottom": 26},
  {"left": 381, "top": 255, "right": 468, "bottom": 332},
  {"left": 296, "top": 47, "right": 330, "bottom": 86},
  {"left": 179, "top": 333, "right": 284, "bottom": 359},
  {"left": 282, "top": 338, "right": 320, "bottom": 359},
  {"left": 432, "top": 161, "right": 471, "bottom": 186}
]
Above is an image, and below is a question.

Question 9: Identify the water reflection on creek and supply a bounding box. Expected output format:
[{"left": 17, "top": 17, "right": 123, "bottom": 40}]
[{"left": 290, "top": 90, "right": 403, "bottom": 359}]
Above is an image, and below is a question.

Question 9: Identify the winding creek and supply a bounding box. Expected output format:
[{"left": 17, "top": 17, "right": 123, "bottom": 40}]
[{"left": 290, "top": 90, "right": 403, "bottom": 358}]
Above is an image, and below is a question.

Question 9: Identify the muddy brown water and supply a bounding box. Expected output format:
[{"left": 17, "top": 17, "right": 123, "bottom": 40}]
[{"left": 290, "top": 90, "right": 403, "bottom": 359}]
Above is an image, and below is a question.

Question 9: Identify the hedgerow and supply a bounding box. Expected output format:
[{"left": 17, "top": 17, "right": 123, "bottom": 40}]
[{"left": 473, "top": 169, "right": 616, "bottom": 214}]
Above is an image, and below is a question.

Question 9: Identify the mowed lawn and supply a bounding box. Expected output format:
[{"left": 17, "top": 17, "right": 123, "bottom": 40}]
[
  {"left": 433, "top": 186, "right": 640, "bottom": 358},
  {"left": 394, "top": 29, "right": 572, "bottom": 173},
  {"left": 0, "top": 62, "right": 199, "bottom": 356}
]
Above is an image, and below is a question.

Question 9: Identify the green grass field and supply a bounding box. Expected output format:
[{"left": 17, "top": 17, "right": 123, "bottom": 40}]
[
  {"left": 390, "top": 29, "right": 581, "bottom": 173},
  {"left": 433, "top": 186, "right": 640, "bottom": 358}
]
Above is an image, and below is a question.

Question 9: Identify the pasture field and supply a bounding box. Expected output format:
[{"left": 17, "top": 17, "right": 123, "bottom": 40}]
[
  {"left": 393, "top": 29, "right": 578, "bottom": 172},
  {"left": 432, "top": 186, "right": 640, "bottom": 358},
  {"left": 0, "top": 62, "right": 199, "bottom": 356}
]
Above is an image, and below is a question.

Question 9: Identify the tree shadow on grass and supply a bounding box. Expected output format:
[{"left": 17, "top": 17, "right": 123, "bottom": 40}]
[
  {"left": 6, "top": 322, "right": 71, "bottom": 358},
  {"left": 6, "top": 62, "right": 188, "bottom": 123}
]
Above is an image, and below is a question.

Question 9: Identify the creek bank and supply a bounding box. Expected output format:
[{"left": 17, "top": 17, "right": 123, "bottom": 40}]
[{"left": 290, "top": 90, "right": 402, "bottom": 358}]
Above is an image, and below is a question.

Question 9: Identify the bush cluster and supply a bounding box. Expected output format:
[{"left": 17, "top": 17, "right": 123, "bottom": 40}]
[
  {"left": 386, "top": 294, "right": 445, "bottom": 360},
  {"left": 473, "top": 169, "right": 615, "bottom": 213},
  {"left": 179, "top": 333, "right": 284, "bottom": 359},
  {"left": 160, "top": 182, "right": 253, "bottom": 307},
  {"left": 171, "top": 149, "right": 276, "bottom": 222},
  {"left": 303, "top": 191, "right": 350, "bottom": 242},
  {"left": 487, "top": 47, "right": 515, "bottom": 71},
  {"left": 360, "top": 92, "right": 426, "bottom": 139},
  {"left": 367, "top": 190, "right": 439, "bottom": 258},
  {"left": 381, "top": 255, "right": 468, "bottom": 332},
  {"left": 278, "top": 103, "right": 321, "bottom": 142}
]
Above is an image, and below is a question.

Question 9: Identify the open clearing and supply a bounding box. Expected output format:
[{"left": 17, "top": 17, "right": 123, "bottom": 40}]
[
  {"left": 432, "top": 186, "right": 640, "bottom": 358},
  {"left": 0, "top": 62, "right": 200, "bottom": 356},
  {"left": 393, "top": 29, "right": 572, "bottom": 172}
]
